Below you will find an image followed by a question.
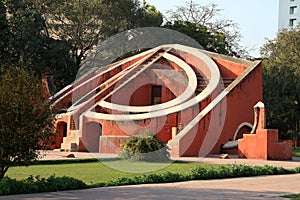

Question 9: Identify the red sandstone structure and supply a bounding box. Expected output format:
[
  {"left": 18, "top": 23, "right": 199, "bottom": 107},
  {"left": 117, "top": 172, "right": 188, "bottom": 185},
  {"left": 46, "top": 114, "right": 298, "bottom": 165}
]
[
  {"left": 48, "top": 44, "right": 292, "bottom": 160},
  {"left": 238, "top": 102, "right": 292, "bottom": 160}
]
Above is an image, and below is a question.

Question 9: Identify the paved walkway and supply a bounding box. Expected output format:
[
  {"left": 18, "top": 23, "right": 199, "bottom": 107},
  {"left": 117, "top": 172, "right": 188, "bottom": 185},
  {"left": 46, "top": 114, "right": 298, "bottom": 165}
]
[
  {"left": 41, "top": 150, "right": 300, "bottom": 169},
  {"left": 39, "top": 150, "right": 119, "bottom": 160},
  {"left": 1, "top": 174, "right": 300, "bottom": 200},
  {"left": 1, "top": 151, "right": 298, "bottom": 200}
]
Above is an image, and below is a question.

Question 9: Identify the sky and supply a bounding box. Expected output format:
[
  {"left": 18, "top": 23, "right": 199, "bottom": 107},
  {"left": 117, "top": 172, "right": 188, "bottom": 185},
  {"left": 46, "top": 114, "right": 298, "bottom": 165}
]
[{"left": 144, "top": 0, "right": 279, "bottom": 57}]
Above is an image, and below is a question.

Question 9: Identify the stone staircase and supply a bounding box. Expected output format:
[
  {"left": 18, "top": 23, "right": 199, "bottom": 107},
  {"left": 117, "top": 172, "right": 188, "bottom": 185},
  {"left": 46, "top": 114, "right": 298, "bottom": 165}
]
[
  {"left": 195, "top": 72, "right": 208, "bottom": 94},
  {"left": 60, "top": 130, "right": 80, "bottom": 152},
  {"left": 195, "top": 72, "right": 234, "bottom": 94},
  {"left": 222, "top": 78, "right": 234, "bottom": 88}
]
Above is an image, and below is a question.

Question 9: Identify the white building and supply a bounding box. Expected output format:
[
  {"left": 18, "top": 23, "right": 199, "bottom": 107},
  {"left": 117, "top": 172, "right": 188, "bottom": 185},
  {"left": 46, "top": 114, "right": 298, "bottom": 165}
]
[{"left": 279, "top": 0, "right": 300, "bottom": 29}]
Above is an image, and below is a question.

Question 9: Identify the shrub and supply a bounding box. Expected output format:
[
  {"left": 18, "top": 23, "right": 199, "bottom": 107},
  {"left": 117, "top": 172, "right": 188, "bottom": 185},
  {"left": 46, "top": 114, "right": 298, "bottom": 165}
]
[
  {"left": 120, "top": 130, "right": 169, "bottom": 161},
  {"left": 102, "top": 171, "right": 188, "bottom": 187},
  {"left": 0, "top": 175, "right": 87, "bottom": 195},
  {"left": 282, "top": 193, "right": 300, "bottom": 200},
  {"left": 190, "top": 164, "right": 296, "bottom": 181},
  {"left": 294, "top": 166, "right": 300, "bottom": 173}
]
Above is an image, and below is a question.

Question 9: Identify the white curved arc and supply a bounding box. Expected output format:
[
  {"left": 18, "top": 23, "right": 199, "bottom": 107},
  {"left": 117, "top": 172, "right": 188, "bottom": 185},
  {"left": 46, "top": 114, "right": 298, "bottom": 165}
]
[
  {"left": 67, "top": 48, "right": 161, "bottom": 112},
  {"left": 233, "top": 122, "right": 253, "bottom": 141},
  {"left": 83, "top": 44, "right": 220, "bottom": 121},
  {"left": 97, "top": 52, "right": 197, "bottom": 113},
  {"left": 50, "top": 47, "right": 159, "bottom": 108}
]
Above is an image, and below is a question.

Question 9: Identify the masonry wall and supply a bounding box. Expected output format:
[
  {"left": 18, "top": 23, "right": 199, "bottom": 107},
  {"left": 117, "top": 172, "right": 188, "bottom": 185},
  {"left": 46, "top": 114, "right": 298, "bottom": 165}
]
[
  {"left": 211, "top": 61, "right": 263, "bottom": 154},
  {"left": 174, "top": 60, "right": 263, "bottom": 156},
  {"left": 238, "top": 129, "right": 293, "bottom": 160}
]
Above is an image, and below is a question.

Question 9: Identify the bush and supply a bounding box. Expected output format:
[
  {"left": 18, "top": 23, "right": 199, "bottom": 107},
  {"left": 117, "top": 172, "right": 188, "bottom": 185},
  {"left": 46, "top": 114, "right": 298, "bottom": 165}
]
[
  {"left": 295, "top": 166, "right": 300, "bottom": 173},
  {"left": 282, "top": 193, "right": 300, "bottom": 200},
  {"left": 120, "top": 130, "right": 169, "bottom": 161},
  {"left": 190, "top": 164, "right": 296, "bottom": 181},
  {"left": 97, "top": 171, "right": 188, "bottom": 188},
  {"left": 0, "top": 175, "right": 87, "bottom": 195}
]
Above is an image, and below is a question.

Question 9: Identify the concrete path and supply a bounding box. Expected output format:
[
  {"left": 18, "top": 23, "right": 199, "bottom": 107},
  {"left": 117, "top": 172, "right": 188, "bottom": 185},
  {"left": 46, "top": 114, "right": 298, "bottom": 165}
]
[
  {"left": 1, "top": 174, "right": 299, "bottom": 200},
  {"left": 41, "top": 151, "right": 300, "bottom": 169},
  {"left": 39, "top": 150, "right": 119, "bottom": 160}
]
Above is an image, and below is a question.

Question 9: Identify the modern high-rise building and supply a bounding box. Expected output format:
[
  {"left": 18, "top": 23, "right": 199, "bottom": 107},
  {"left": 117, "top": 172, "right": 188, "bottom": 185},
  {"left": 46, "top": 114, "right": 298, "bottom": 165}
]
[{"left": 279, "top": 0, "right": 300, "bottom": 29}]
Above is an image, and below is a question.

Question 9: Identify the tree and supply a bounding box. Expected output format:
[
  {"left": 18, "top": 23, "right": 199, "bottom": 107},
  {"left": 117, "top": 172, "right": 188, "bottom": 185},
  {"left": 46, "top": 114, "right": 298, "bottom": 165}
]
[
  {"left": 261, "top": 27, "right": 300, "bottom": 138},
  {"left": 165, "top": 0, "right": 246, "bottom": 57},
  {"left": 0, "top": 1, "right": 9, "bottom": 62},
  {"left": 133, "top": 0, "right": 163, "bottom": 27},
  {"left": 41, "top": 0, "right": 163, "bottom": 69},
  {"left": 0, "top": 67, "right": 54, "bottom": 180},
  {"left": 1, "top": 0, "right": 76, "bottom": 90},
  {"left": 1, "top": 0, "right": 163, "bottom": 91},
  {"left": 164, "top": 20, "right": 231, "bottom": 55}
]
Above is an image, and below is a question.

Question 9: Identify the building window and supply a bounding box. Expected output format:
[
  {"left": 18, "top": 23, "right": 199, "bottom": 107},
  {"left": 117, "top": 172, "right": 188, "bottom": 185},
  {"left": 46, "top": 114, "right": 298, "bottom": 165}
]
[
  {"left": 152, "top": 85, "right": 162, "bottom": 105},
  {"left": 289, "top": 18, "right": 297, "bottom": 27},
  {"left": 290, "top": 6, "right": 297, "bottom": 14}
]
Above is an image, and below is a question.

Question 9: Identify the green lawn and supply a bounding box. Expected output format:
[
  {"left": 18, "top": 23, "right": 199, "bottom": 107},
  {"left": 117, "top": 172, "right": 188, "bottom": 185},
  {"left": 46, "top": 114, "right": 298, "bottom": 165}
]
[
  {"left": 6, "top": 160, "right": 208, "bottom": 185},
  {"left": 4, "top": 159, "right": 300, "bottom": 196},
  {"left": 293, "top": 148, "right": 300, "bottom": 157}
]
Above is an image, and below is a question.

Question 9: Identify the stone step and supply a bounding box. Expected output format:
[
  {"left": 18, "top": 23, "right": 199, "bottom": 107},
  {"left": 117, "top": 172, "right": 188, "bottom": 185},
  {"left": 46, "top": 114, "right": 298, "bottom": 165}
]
[
  {"left": 60, "top": 142, "right": 78, "bottom": 152},
  {"left": 61, "top": 131, "right": 80, "bottom": 151},
  {"left": 63, "top": 136, "right": 79, "bottom": 144},
  {"left": 70, "top": 130, "right": 79, "bottom": 135}
]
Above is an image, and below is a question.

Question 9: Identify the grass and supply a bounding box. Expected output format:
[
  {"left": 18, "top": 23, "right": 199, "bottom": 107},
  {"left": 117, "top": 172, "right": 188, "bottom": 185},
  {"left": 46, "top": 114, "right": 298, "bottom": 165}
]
[
  {"left": 283, "top": 194, "right": 300, "bottom": 200},
  {"left": 6, "top": 160, "right": 208, "bottom": 185},
  {"left": 3, "top": 159, "right": 300, "bottom": 196},
  {"left": 293, "top": 148, "right": 300, "bottom": 157}
]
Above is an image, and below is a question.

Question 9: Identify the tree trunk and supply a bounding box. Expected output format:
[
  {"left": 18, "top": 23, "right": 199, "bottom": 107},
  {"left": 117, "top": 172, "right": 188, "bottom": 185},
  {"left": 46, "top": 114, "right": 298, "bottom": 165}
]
[{"left": 0, "top": 166, "right": 9, "bottom": 180}]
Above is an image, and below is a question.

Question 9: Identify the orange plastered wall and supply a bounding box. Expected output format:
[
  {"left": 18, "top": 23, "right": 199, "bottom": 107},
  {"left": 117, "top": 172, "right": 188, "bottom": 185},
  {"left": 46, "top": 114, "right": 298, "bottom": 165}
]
[{"left": 213, "top": 58, "right": 247, "bottom": 78}]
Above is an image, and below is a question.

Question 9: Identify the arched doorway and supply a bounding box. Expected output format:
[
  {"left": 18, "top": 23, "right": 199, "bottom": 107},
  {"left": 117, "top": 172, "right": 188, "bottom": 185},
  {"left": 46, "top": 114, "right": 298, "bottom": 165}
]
[
  {"left": 56, "top": 122, "right": 67, "bottom": 149},
  {"left": 83, "top": 122, "right": 102, "bottom": 152}
]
